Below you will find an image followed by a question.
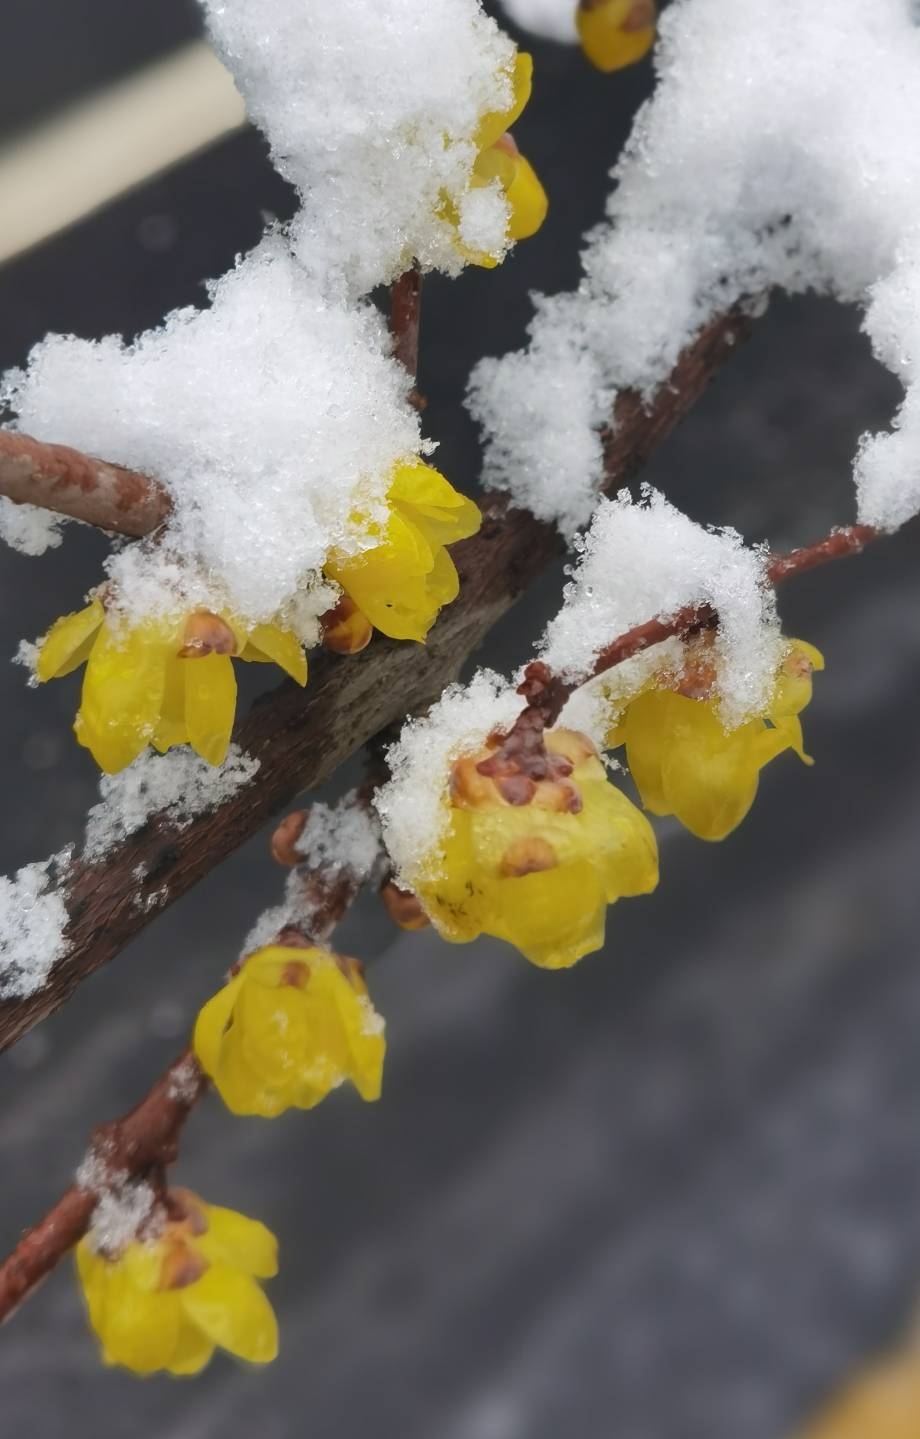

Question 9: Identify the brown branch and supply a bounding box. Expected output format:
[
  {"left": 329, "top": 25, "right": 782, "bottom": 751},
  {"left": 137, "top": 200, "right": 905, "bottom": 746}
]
[
  {"left": 0, "top": 1050, "right": 203, "bottom": 1323},
  {"left": 508, "top": 523, "right": 882, "bottom": 741},
  {"left": 0, "top": 431, "right": 171, "bottom": 538},
  {"left": 389, "top": 264, "right": 423, "bottom": 380},
  {"left": 0, "top": 306, "right": 751, "bottom": 1054},
  {"left": 0, "top": 860, "right": 360, "bottom": 1323}
]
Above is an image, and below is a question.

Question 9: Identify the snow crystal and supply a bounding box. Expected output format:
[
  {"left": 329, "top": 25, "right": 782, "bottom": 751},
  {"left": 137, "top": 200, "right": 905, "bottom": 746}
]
[
  {"left": 498, "top": 0, "right": 578, "bottom": 44},
  {"left": 375, "top": 670, "right": 522, "bottom": 891},
  {"left": 0, "top": 850, "right": 71, "bottom": 999},
  {"left": 76, "top": 1153, "right": 159, "bottom": 1256},
  {"left": 540, "top": 489, "right": 782, "bottom": 727},
  {"left": 242, "top": 794, "right": 381, "bottom": 955},
  {"left": 82, "top": 745, "right": 259, "bottom": 861},
  {"left": 3, "top": 237, "right": 422, "bottom": 629},
  {"left": 470, "top": 0, "right": 920, "bottom": 535},
  {"left": 293, "top": 798, "right": 381, "bottom": 884},
  {"left": 0, "top": 498, "right": 65, "bottom": 555},
  {"left": 200, "top": 0, "right": 516, "bottom": 296},
  {"left": 167, "top": 1054, "right": 203, "bottom": 1104}
]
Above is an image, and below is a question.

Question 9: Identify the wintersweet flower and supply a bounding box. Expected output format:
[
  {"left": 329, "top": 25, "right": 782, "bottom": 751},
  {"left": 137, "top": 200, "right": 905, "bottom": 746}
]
[
  {"left": 415, "top": 726, "right": 659, "bottom": 970},
  {"left": 193, "top": 943, "right": 385, "bottom": 1117},
  {"left": 36, "top": 599, "right": 307, "bottom": 774},
  {"left": 576, "top": 0, "right": 657, "bottom": 73},
  {"left": 326, "top": 460, "right": 481, "bottom": 643},
  {"left": 446, "top": 50, "right": 548, "bottom": 267},
  {"left": 76, "top": 1188, "right": 278, "bottom": 1376},
  {"left": 607, "top": 637, "right": 824, "bottom": 841},
  {"left": 794, "top": 1347, "right": 920, "bottom": 1438}
]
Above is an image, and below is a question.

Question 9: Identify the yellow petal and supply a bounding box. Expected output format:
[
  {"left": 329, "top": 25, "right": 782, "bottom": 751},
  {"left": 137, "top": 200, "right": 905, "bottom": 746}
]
[
  {"left": 77, "top": 620, "right": 173, "bottom": 774},
  {"left": 477, "top": 51, "right": 533, "bottom": 150},
  {"left": 577, "top": 0, "right": 657, "bottom": 73},
  {"left": 491, "top": 861, "right": 609, "bottom": 969},
  {"left": 242, "top": 624, "right": 308, "bottom": 686},
  {"left": 36, "top": 599, "right": 104, "bottom": 682},
  {"left": 167, "top": 1318, "right": 214, "bottom": 1376},
  {"left": 152, "top": 655, "right": 189, "bottom": 754},
  {"left": 183, "top": 652, "right": 237, "bottom": 767},
  {"left": 192, "top": 974, "right": 245, "bottom": 1078},
  {"left": 95, "top": 1266, "right": 182, "bottom": 1375},
  {"left": 180, "top": 1265, "right": 278, "bottom": 1365},
  {"left": 473, "top": 146, "right": 548, "bottom": 243},
  {"left": 198, "top": 1205, "right": 279, "bottom": 1279}
]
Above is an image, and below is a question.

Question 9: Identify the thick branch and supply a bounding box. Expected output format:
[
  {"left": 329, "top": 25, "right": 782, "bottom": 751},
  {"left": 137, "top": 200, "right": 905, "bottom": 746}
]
[
  {"left": 0, "top": 431, "right": 171, "bottom": 537},
  {"left": 0, "top": 307, "right": 751, "bottom": 1054}
]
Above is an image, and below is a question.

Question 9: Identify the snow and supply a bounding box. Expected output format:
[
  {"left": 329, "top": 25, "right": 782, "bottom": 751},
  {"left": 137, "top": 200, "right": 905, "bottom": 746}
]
[
  {"left": 498, "top": 0, "right": 578, "bottom": 44},
  {"left": 4, "top": 238, "right": 422, "bottom": 633},
  {"left": 375, "top": 670, "right": 522, "bottom": 892},
  {"left": 542, "top": 489, "right": 781, "bottom": 726},
  {"left": 200, "top": 0, "right": 517, "bottom": 297},
  {"left": 0, "top": 851, "right": 71, "bottom": 999},
  {"left": 0, "top": 498, "right": 65, "bottom": 556},
  {"left": 293, "top": 797, "right": 381, "bottom": 884},
  {"left": 242, "top": 794, "right": 381, "bottom": 955},
  {"left": 469, "top": 0, "right": 920, "bottom": 536},
  {"left": 82, "top": 745, "right": 260, "bottom": 861},
  {"left": 76, "top": 1152, "right": 159, "bottom": 1256},
  {"left": 166, "top": 1054, "right": 203, "bottom": 1104}
]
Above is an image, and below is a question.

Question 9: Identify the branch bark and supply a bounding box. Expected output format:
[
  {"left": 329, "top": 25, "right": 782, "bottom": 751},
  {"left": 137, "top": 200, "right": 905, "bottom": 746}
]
[
  {"left": 0, "top": 431, "right": 171, "bottom": 537},
  {"left": 0, "top": 306, "right": 751, "bottom": 1054}
]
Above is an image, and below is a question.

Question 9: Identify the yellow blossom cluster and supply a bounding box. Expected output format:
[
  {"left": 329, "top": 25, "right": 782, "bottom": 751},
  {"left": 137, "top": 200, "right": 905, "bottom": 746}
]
[
  {"left": 406, "top": 636, "right": 823, "bottom": 970},
  {"left": 77, "top": 1189, "right": 278, "bottom": 1376}
]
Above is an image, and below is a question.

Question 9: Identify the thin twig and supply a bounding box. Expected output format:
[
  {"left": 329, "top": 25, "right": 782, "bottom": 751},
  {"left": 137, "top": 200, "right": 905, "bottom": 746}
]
[
  {"left": 389, "top": 264, "right": 423, "bottom": 381},
  {"left": 0, "top": 865, "right": 360, "bottom": 1324},
  {"left": 0, "top": 431, "right": 170, "bottom": 537}
]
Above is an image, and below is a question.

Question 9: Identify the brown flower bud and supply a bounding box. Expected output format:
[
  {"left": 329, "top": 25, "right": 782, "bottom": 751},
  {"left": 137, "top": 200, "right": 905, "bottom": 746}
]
[
  {"left": 380, "top": 880, "right": 431, "bottom": 931},
  {"left": 281, "top": 960, "right": 311, "bottom": 989},
  {"left": 178, "top": 611, "right": 238, "bottom": 658},
  {"left": 532, "top": 778, "right": 583, "bottom": 814},
  {"left": 160, "top": 1241, "right": 208, "bottom": 1292},
  {"left": 499, "top": 836, "right": 559, "bottom": 878},
  {"left": 321, "top": 595, "right": 373, "bottom": 655},
  {"left": 271, "top": 810, "right": 309, "bottom": 866}
]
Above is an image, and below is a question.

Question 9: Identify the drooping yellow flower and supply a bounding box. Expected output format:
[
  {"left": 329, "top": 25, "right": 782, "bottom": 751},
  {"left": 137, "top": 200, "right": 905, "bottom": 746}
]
[
  {"left": 607, "top": 638, "right": 824, "bottom": 841},
  {"left": 193, "top": 943, "right": 385, "bottom": 1118},
  {"left": 76, "top": 1188, "right": 278, "bottom": 1376},
  {"left": 415, "top": 726, "right": 659, "bottom": 969},
  {"left": 445, "top": 50, "right": 548, "bottom": 267},
  {"left": 325, "top": 459, "right": 481, "bottom": 643},
  {"left": 794, "top": 1347, "right": 920, "bottom": 1439},
  {"left": 576, "top": 0, "right": 657, "bottom": 73},
  {"left": 36, "top": 600, "right": 307, "bottom": 774}
]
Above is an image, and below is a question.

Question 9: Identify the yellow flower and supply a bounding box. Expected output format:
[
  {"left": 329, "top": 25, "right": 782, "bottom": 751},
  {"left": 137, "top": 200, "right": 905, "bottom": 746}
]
[
  {"left": 416, "top": 727, "right": 659, "bottom": 969},
  {"left": 794, "top": 1347, "right": 920, "bottom": 1438},
  {"left": 193, "top": 943, "right": 385, "bottom": 1117},
  {"left": 576, "top": 0, "right": 657, "bottom": 73},
  {"left": 445, "top": 50, "right": 548, "bottom": 267},
  {"left": 607, "top": 638, "right": 824, "bottom": 841},
  {"left": 36, "top": 600, "right": 308, "bottom": 774},
  {"left": 325, "top": 460, "right": 481, "bottom": 643},
  {"left": 76, "top": 1188, "right": 278, "bottom": 1376}
]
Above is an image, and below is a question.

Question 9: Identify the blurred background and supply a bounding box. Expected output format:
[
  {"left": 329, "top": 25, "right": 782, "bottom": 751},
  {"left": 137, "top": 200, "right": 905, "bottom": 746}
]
[{"left": 2, "top": 2, "right": 920, "bottom": 1436}]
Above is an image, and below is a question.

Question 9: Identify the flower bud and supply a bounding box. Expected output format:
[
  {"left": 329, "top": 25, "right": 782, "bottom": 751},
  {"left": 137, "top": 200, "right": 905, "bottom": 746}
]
[
  {"left": 321, "top": 594, "right": 373, "bottom": 655},
  {"left": 178, "top": 611, "right": 239, "bottom": 658},
  {"left": 380, "top": 880, "right": 431, "bottom": 931}
]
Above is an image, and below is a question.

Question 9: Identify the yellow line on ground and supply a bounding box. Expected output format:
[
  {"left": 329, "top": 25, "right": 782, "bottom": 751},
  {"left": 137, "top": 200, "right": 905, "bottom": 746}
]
[{"left": 0, "top": 42, "right": 246, "bottom": 264}]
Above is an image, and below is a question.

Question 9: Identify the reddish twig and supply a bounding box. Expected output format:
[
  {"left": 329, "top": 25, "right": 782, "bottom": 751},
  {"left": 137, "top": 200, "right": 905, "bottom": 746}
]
[
  {"left": 0, "top": 862, "right": 360, "bottom": 1323},
  {"left": 501, "top": 522, "right": 882, "bottom": 756},
  {"left": 389, "top": 264, "right": 423, "bottom": 381},
  {"left": 0, "top": 1050, "right": 204, "bottom": 1323},
  {"left": 0, "top": 430, "right": 171, "bottom": 538}
]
